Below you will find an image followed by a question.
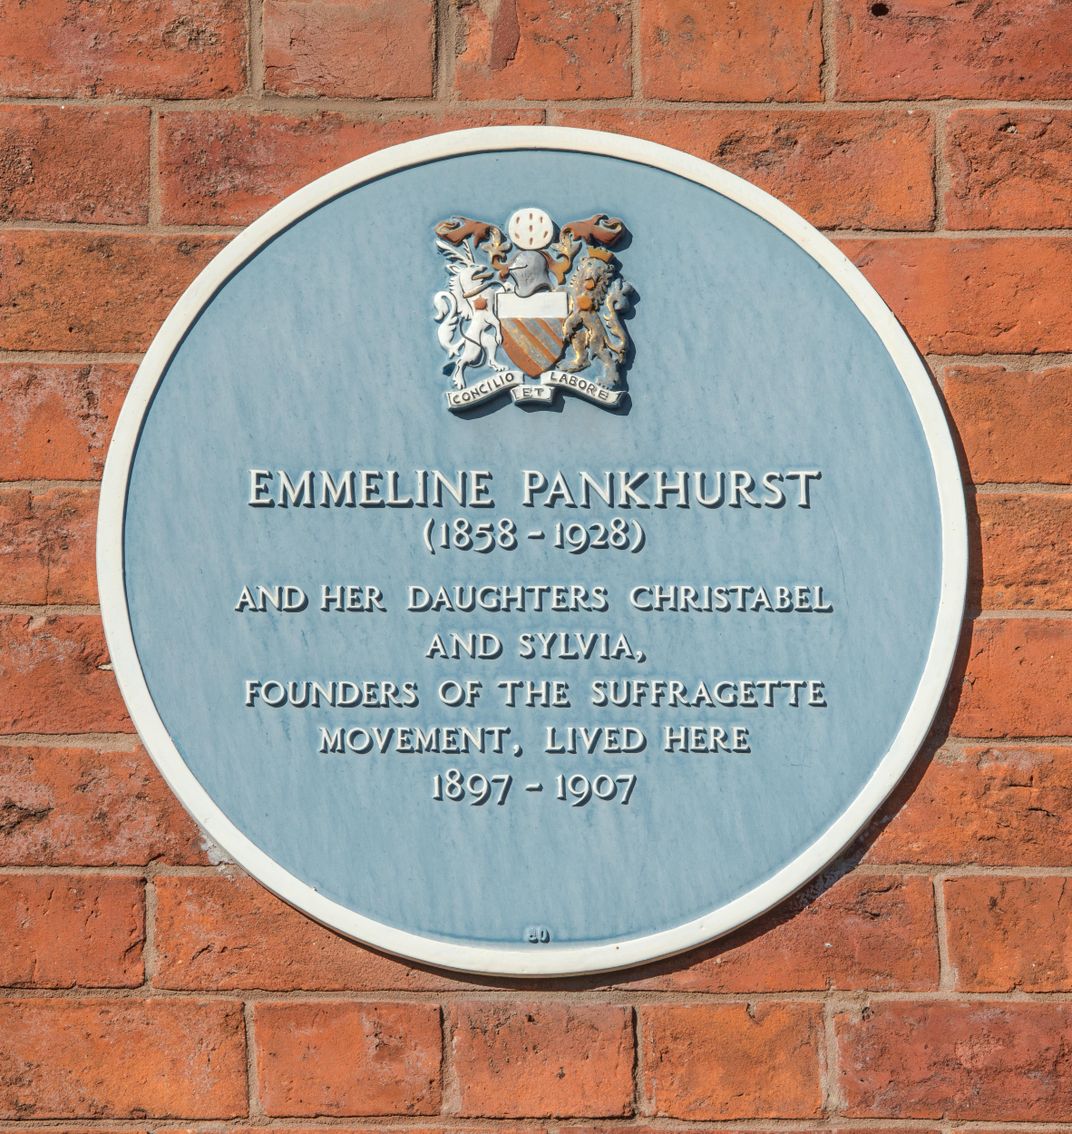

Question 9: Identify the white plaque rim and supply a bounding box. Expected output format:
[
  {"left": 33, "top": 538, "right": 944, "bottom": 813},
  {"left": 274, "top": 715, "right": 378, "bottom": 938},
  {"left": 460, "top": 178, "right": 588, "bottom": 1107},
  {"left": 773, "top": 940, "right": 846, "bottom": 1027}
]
[{"left": 97, "top": 126, "right": 967, "bottom": 977}]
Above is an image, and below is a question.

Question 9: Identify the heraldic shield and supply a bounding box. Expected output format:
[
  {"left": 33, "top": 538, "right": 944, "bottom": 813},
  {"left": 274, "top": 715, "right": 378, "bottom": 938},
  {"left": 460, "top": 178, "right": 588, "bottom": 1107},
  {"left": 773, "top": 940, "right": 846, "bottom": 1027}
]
[
  {"left": 433, "top": 207, "right": 633, "bottom": 412},
  {"left": 498, "top": 290, "right": 568, "bottom": 378}
]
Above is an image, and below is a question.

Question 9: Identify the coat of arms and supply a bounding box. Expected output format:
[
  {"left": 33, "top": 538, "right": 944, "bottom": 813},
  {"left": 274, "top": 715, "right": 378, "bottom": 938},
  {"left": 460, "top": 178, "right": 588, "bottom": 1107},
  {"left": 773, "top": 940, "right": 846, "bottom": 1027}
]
[{"left": 433, "top": 208, "right": 633, "bottom": 412}]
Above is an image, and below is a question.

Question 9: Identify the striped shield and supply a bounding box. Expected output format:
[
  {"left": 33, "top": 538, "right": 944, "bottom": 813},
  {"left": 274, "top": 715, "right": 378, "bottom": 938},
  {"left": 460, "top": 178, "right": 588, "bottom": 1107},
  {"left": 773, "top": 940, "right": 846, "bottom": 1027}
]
[{"left": 498, "top": 290, "right": 568, "bottom": 378}]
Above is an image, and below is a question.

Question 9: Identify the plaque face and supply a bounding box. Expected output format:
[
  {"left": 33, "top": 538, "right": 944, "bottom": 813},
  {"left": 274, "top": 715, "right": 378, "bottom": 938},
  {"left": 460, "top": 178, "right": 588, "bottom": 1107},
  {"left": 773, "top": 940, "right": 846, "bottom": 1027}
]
[{"left": 98, "top": 128, "right": 966, "bottom": 976}]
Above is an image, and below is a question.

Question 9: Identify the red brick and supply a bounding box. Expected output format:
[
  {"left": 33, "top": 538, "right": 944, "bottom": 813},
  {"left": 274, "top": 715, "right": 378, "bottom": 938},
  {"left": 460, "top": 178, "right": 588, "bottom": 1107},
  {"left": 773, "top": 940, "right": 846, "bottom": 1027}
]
[
  {"left": 643, "top": 1003, "right": 822, "bottom": 1119},
  {"left": 575, "top": 1129, "right": 928, "bottom": 1134},
  {"left": 264, "top": 0, "right": 433, "bottom": 98},
  {"left": 0, "top": 874, "right": 143, "bottom": 988},
  {"left": 616, "top": 873, "right": 937, "bottom": 992},
  {"left": 0, "top": 364, "right": 132, "bottom": 482},
  {"left": 866, "top": 745, "right": 1072, "bottom": 867},
  {"left": 0, "top": 615, "right": 132, "bottom": 735},
  {"left": 0, "top": 0, "right": 246, "bottom": 98},
  {"left": 450, "top": 1001, "right": 633, "bottom": 1117},
  {"left": 550, "top": 107, "right": 934, "bottom": 231},
  {"left": 841, "top": 237, "right": 1072, "bottom": 354},
  {"left": 160, "top": 110, "right": 544, "bottom": 226},
  {"left": 155, "top": 873, "right": 472, "bottom": 990},
  {"left": 942, "top": 365, "right": 1072, "bottom": 486},
  {"left": 836, "top": 1000, "right": 1072, "bottom": 1119},
  {"left": 953, "top": 617, "right": 1072, "bottom": 738},
  {"left": 0, "top": 997, "right": 246, "bottom": 1117},
  {"left": 946, "top": 110, "right": 1072, "bottom": 230},
  {"left": 0, "top": 232, "right": 226, "bottom": 354},
  {"left": 254, "top": 1001, "right": 441, "bottom": 1117},
  {"left": 836, "top": 0, "right": 1072, "bottom": 100},
  {"left": 0, "top": 106, "right": 148, "bottom": 225},
  {"left": 945, "top": 875, "right": 1072, "bottom": 992},
  {"left": 640, "top": 0, "right": 822, "bottom": 102},
  {"left": 0, "top": 487, "right": 97, "bottom": 606},
  {"left": 975, "top": 493, "right": 1072, "bottom": 609},
  {"left": 455, "top": 0, "right": 631, "bottom": 100},
  {"left": 0, "top": 745, "right": 205, "bottom": 867}
]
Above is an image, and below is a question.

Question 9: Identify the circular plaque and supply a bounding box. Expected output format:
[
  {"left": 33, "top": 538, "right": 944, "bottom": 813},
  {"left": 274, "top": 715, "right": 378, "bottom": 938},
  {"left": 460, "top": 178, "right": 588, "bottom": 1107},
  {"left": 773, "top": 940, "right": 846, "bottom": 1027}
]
[{"left": 98, "top": 128, "right": 966, "bottom": 976}]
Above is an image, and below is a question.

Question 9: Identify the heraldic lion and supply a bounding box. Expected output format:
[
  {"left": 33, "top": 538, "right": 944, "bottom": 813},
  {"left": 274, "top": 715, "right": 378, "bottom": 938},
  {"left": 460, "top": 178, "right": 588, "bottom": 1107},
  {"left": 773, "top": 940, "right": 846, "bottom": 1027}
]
[{"left": 561, "top": 248, "right": 633, "bottom": 388}]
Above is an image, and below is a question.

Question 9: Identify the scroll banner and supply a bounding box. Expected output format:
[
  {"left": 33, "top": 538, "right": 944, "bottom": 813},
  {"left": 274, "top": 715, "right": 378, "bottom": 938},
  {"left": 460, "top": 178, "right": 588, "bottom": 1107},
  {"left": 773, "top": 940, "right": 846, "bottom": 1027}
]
[{"left": 445, "top": 369, "right": 624, "bottom": 412}]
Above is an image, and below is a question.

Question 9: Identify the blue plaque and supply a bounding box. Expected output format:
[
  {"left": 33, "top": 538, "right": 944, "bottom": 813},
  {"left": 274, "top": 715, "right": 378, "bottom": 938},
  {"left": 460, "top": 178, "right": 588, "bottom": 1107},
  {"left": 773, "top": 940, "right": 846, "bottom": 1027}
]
[{"left": 98, "top": 128, "right": 966, "bottom": 975}]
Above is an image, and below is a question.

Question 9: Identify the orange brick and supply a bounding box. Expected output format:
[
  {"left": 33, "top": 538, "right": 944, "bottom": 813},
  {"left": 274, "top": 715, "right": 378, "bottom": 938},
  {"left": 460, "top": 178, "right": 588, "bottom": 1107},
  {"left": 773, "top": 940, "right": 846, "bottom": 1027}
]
[
  {"left": 450, "top": 1001, "right": 633, "bottom": 1117},
  {"left": 154, "top": 873, "right": 470, "bottom": 990},
  {"left": 0, "top": 997, "right": 246, "bottom": 1117},
  {"left": 836, "top": 1000, "right": 1072, "bottom": 1119},
  {"left": 945, "top": 875, "right": 1072, "bottom": 992},
  {"left": 254, "top": 1001, "right": 441, "bottom": 1116},
  {"left": 643, "top": 1003, "right": 822, "bottom": 1119},
  {"left": 0, "top": 486, "right": 98, "bottom": 605},
  {"left": 264, "top": 0, "right": 433, "bottom": 98},
  {"left": 0, "top": 232, "right": 225, "bottom": 354},
  {"left": 0, "top": 615, "right": 132, "bottom": 735},
  {"left": 942, "top": 365, "right": 1072, "bottom": 486},
  {"left": 0, "top": 745, "right": 205, "bottom": 867},
  {"left": 841, "top": 237, "right": 1072, "bottom": 354},
  {"left": 866, "top": 745, "right": 1072, "bottom": 867},
  {"left": 579, "top": 1129, "right": 930, "bottom": 1134},
  {"left": 455, "top": 0, "right": 631, "bottom": 100},
  {"left": 836, "top": 0, "right": 1072, "bottom": 100},
  {"left": 0, "top": 0, "right": 246, "bottom": 98},
  {"left": 0, "top": 874, "right": 143, "bottom": 988},
  {"left": 616, "top": 873, "right": 937, "bottom": 992},
  {"left": 975, "top": 493, "right": 1072, "bottom": 609},
  {"left": 160, "top": 110, "right": 544, "bottom": 226},
  {"left": 550, "top": 107, "right": 934, "bottom": 230},
  {"left": 640, "top": 0, "right": 822, "bottom": 102},
  {"left": 871, "top": 743, "right": 1072, "bottom": 866},
  {"left": 953, "top": 617, "right": 1072, "bottom": 738},
  {"left": 0, "top": 105, "right": 148, "bottom": 224},
  {"left": 0, "top": 363, "right": 132, "bottom": 481},
  {"left": 946, "top": 110, "right": 1072, "bottom": 230}
]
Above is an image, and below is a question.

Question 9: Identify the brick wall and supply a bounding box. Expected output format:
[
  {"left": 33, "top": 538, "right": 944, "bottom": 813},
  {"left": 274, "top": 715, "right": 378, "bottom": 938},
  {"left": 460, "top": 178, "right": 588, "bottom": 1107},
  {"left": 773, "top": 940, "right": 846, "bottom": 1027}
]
[{"left": 1, "top": 0, "right": 1071, "bottom": 1125}]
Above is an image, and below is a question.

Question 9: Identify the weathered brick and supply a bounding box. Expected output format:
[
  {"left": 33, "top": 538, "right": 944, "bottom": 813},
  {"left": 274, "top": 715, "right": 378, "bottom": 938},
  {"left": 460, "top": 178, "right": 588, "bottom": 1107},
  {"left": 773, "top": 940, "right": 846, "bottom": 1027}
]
[
  {"left": 0, "top": 0, "right": 246, "bottom": 98},
  {"left": 154, "top": 873, "right": 469, "bottom": 990},
  {"left": 550, "top": 108, "right": 934, "bottom": 230},
  {"left": 0, "top": 745, "right": 206, "bottom": 867},
  {"left": 455, "top": 0, "right": 631, "bottom": 100},
  {"left": 640, "top": 0, "right": 822, "bottom": 102},
  {"left": 0, "top": 874, "right": 143, "bottom": 988},
  {"left": 255, "top": 1001, "right": 441, "bottom": 1117},
  {"left": 866, "top": 745, "right": 1072, "bottom": 867},
  {"left": 0, "top": 364, "right": 132, "bottom": 482},
  {"left": 942, "top": 365, "right": 1072, "bottom": 486},
  {"left": 0, "top": 487, "right": 97, "bottom": 606},
  {"left": 450, "top": 1002, "right": 633, "bottom": 1117},
  {"left": 579, "top": 1129, "right": 930, "bottom": 1134},
  {"left": 616, "top": 873, "right": 937, "bottom": 992},
  {"left": 975, "top": 493, "right": 1072, "bottom": 609},
  {"left": 0, "top": 232, "right": 226, "bottom": 354},
  {"left": 945, "top": 875, "right": 1072, "bottom": 992},
  {"left": 953, "top": 617, "right": 1072, "bottom": 738},
  {"left": 264, "top": 0, "right": 433, "bottom": 98},
  {"left": 0, "top": 998, "right": 246, "bottom": 1117},
  {"left": 946, "top": 110, "right": 1072, "bottom": 230},
  {"left": 160, "top": 110, "right": 544, "bottom": 226},
  {"left": 837, "top": 1000, "right": 1072, "bottom": 1119},
  {"left": 0, "top": 615, "right": 132, "bottom": 735},
  {"left": 836, "top": 0, "right": 1072, "bottom": 100},
  {"left": 0, "top": 106, "right": 148, "bottom": 225},
  {"left": 643, "top": 1003, "right": 823, "bottom": 1119},
  {"left": 841, "top": 237, "right": 1072, "bottom": 354}
]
